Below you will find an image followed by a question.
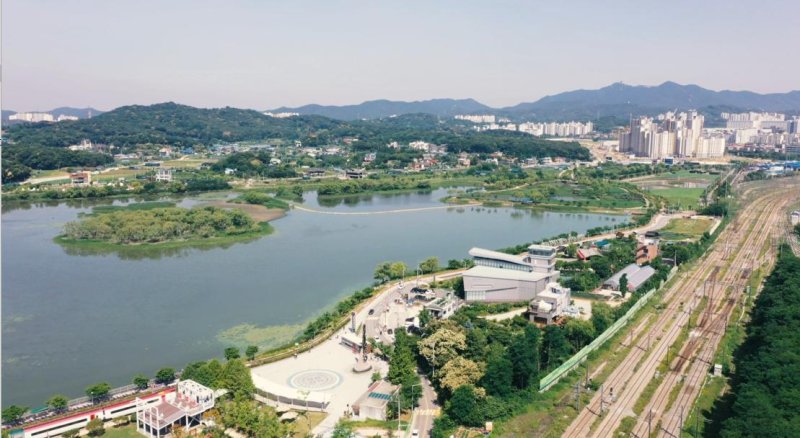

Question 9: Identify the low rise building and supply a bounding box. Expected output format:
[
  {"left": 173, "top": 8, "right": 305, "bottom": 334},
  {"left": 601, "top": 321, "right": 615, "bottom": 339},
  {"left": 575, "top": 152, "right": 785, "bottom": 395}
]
[
  {"left": 346, "top": 169, "right": 366, "bottom": 179},
  {"left": 635, "top": 240, "right": 659, "bottom": 265},
  {"left": 155, "top": 168, "right": 173, "bottom": 182},
  {"left": 604, "top": 263, "right": 656, "bottom": 292},
  {"left": 424, "top": 291, "right": 461, "bottom": 319},
  {"left": 70, "top": 172, "right": 92, "bottom": 186},
  {"left": 463, "top": 245, "right": 560, "bottom": 302},
  {"left": 529, "top": 282, "right": 571, "bottom": 324},
  {"left": 352, "top": 380, "right": 397, "bottom": 421},
  {"left": 137, "top": 380, "right": 215, "bottom": 438}
]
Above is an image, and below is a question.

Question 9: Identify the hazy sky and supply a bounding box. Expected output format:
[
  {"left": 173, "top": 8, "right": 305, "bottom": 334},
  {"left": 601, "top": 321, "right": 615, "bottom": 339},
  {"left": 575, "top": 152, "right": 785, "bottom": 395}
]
[{"left": 3, "top": 0, "right": 799, "bottom": 111}]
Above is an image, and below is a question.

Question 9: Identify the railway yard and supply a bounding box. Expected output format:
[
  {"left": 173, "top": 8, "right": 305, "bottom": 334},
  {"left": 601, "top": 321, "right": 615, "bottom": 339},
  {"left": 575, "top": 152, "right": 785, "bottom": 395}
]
[{"left": 563, "top": 175, "right": 800, "bottom": 438}]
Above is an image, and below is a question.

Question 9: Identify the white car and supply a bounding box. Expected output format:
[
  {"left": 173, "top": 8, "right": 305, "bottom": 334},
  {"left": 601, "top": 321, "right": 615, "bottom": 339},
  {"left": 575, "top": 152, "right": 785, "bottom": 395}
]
[{"left": 411, "top": 430, "right": 420, "bottom": 438}]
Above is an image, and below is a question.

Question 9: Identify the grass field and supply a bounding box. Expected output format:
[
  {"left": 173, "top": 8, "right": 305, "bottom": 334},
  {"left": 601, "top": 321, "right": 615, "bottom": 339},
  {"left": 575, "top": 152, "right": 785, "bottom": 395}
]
[
  {"left": 660, "top": 217, "right": 714, "bottom": 240},
  {"left": 103, "top": 425, "right": 140, "bottom": 438},
  {"left": 650, "top": 187, "right": 705, "bottom": 210},
  {"left": 291, "top": 411, "right": 327, "bottom": 437}
]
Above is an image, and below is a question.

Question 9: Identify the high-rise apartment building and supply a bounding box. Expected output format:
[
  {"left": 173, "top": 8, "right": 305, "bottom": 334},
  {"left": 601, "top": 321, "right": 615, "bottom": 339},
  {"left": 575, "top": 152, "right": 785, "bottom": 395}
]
[{"left": 619, "top": 111, "right": 724, "bottom": 158}]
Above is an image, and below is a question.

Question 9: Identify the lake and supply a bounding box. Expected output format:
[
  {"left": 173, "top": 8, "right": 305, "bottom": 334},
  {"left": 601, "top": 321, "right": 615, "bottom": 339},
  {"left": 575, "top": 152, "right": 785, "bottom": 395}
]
[{"left": 1, "top": 188, "right": 626, "bottom": 406}]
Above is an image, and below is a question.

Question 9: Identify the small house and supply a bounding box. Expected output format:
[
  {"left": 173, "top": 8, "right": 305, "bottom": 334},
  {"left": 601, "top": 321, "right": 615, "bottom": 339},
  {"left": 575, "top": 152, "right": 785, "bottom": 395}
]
[
  {"left": 69, "top": 172, "right": 92, "bottom": 187},
  {"left": 352, "top": 381, "right": 397, "bottom": 421}
]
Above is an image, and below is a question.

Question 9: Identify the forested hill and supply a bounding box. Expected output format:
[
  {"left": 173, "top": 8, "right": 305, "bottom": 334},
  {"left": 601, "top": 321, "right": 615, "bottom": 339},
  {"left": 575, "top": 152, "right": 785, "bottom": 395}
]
[
  {"left": 270, "top": 98, "right": 492, "bottom": 120},
  {"left": 4, "top": 102, "right": 344, "bottom": 148}
]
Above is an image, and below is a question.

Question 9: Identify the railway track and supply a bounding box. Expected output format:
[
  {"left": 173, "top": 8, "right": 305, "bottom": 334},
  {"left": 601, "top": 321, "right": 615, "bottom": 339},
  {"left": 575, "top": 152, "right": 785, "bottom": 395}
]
[
  {"left": 562, "top": 178, "right": 800, "bottom": 438},
  {"left": 654, "top": 187, "right": 797, "bottom": 438}
]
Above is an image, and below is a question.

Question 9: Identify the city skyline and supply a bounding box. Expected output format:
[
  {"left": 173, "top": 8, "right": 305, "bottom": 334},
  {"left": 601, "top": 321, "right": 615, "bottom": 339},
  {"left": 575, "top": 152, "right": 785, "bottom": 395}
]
[{"left": 3, "top": 0, "right": 800, "bottom": 111}]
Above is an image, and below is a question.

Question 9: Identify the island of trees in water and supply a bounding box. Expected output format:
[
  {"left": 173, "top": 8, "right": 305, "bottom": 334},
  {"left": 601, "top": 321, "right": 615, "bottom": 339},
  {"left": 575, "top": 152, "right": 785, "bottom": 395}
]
[{"left": 60, "top": 205, "right": 265, "bottom": 245}]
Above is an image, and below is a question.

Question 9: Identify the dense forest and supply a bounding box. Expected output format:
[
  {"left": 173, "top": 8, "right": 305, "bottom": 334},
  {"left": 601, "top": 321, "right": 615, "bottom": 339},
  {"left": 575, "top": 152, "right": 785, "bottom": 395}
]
[
  {"left": 4, "top": 104, "right": 592, "bottom": 162},
  {"left": 62, "top": 206, "right": 261, "bottom": 244},
  {"left": 1, "top": 145, "right": 114, "bottom": 183},
  {"left": 4, "top": 102, "right": 342, "bottom": 148},
  {"left": 714, "top": 247, "right": 800, "bottom": 437}
]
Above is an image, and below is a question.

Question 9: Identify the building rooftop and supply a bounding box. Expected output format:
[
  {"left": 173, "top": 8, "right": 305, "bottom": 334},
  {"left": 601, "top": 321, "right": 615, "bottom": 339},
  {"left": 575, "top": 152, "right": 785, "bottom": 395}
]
[
  {"left": 527, "top": 244, "right": 557, "bottom": 253},
  {"left": 604, "top": 264, "right": 656, "bottom": 290},
  {"left": 469, "top": 247, "right": 528, "bottom": 266},
  {"left": 353, "top": 380, "right": 397, "bottom": 411},
  {"left": 463, "top": 265, "right": 550, "bottom": 282}
]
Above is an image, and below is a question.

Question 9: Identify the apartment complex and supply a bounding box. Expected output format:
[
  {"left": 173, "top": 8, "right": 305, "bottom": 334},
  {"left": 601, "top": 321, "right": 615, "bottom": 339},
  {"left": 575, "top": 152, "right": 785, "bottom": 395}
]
[
  {"left": 455, "top": 114, "right": 496, "bottom": 124},
  {"left": 619, "top": 111, "right": 725, "bottom": 158}
]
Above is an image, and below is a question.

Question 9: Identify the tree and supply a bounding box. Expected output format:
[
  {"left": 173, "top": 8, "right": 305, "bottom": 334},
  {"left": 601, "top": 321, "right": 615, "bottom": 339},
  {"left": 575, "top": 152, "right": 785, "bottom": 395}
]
[
  {"left": 508, "top": 327, "right": 539, "bottom": 389},
  {"left": 619, "top": 273, "right": 629, "bottom": 297},
  {"left": 565, "top": 243, "right": 578, "bottom": 258},
  {"left": 1, "top": 405, "right": 27, "bottom": 424},
  {"left": 419, "top": 256, "right": 440, "bottom": 274},
  {"left": 564, "top": 318, "right": 596, "bottom": 351},
  {"left": 445, "top": 385, "right": 482, "bottom": 427},
  {"left": 224, "top": 347, "right": 240, "bottom": 360},
  {"left": 86, "top": 417, "right": 105, "bottom": 436},
  {"left": 182, "top": 359, "right": 224, "bottom": 388},
  {"left": 480, "top": 345, "right": 513, "bottom": 397},
  {"left": 419, "top": 328, "right": 467, "bottom": 370},
  {"left": 387, "top": 331, "right": 416, "bottom": 385},
  {"left": 245, "top": 345, "right": 259, "bottom": 361},
  {"left": 220, "top": 397, "right": 286, "bottom": 437},
  {"left": 331, "top": 420, "right": 355, "bottom": 438},
  {"left": 47, "top": 394, "right": 69, "bottom": 413},
  {"left": 133, "top": 374, "right": 150, "bottom": 390},
  {"left": 464, "top": 328, "right": 488, "bottom": 361},
  {"left": 439, "top": 357, "right": 485, "bottom": 394},
  {"left": 589, "top": 256, "right": 612, "bottom": 279},
  {"left": 220, "top": 359, "right": 255, "bottom": 399},
  {"left": 541, "top": 326, "right": 572, "bottom": 371},
  {"left": 155, "top": 367, "right": 176, "bottom": 384},
  {"left": 591, "top": 302, "right": 615, "bottom": 334},
  {"left": 447, "top": 259, "right": 464, "bottom": 270},
  {"left": 418, "top": 308, "right": 432, "bottom": 329},
  {"left": 86, "top": 382, "right": 111, "bottom": 402}
]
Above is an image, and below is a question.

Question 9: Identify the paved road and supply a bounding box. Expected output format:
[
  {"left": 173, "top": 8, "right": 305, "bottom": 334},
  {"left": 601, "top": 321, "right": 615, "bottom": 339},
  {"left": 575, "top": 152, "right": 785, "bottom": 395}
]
[{"left": 412, "top": 376, "right": 439, "bottom": 437}]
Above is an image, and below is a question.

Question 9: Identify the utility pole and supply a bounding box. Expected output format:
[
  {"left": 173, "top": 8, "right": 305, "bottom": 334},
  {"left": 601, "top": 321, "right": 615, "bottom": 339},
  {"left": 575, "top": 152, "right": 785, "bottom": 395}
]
[
  {"left": 575, "top": 381, "right": 581, "bottom": 412},
  {"left": 648, "top": 408, "right": 652, "bottom": 437},
  {"left": 600, "top": 385, "right": 604, "bottom": 413},
  {"left": 585, "top": 365, "right": 589, "bottom": 387},
  {"left": 397, "top": 384, "right": 402, "bottom": 436}
]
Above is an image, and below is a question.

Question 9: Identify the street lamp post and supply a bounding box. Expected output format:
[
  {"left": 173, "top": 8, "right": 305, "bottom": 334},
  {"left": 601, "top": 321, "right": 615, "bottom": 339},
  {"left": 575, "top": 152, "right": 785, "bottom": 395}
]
[{"left": 397, "top": 384, "right": 402, "bottom": 436}]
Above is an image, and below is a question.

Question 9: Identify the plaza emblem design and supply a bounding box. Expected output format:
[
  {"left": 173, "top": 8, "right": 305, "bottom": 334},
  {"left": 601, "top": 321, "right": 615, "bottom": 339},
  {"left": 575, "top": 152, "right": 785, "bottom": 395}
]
[{"left": 288, "top": 369, "right": 343, "bottom": 391}]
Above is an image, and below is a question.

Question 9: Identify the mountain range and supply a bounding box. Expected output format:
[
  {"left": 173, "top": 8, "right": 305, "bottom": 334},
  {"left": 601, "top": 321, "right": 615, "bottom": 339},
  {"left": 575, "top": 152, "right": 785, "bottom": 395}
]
[{"left": 269, "top": 82, "right": 800, "bottom": 121}]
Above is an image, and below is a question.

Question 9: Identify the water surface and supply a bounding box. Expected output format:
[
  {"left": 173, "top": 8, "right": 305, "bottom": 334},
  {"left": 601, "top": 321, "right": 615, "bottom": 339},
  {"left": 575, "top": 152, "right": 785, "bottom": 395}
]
[{"left": 2, "top": 189, "right": 626, "bottom": 406}]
